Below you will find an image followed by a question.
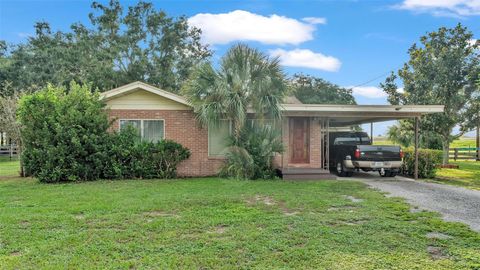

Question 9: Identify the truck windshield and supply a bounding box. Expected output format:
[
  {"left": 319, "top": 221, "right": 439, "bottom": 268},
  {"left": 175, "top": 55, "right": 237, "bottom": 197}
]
[{"left": 333, "top": 137, "right": 360, "bottom": 145}]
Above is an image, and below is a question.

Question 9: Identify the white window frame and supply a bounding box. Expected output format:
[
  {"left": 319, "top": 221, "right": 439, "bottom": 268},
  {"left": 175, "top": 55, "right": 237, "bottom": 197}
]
[
  {"left": 208, "top": 119, "right": 232, "bottom": 157},
  {"left": 119, "top": 119, "right": 166, "bottom": 141}
]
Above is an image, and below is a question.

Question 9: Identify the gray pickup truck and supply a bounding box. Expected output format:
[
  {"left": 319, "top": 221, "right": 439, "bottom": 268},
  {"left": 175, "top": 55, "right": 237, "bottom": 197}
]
[{"left": 329, "top": 132, "right": 403, "bottom": 177}]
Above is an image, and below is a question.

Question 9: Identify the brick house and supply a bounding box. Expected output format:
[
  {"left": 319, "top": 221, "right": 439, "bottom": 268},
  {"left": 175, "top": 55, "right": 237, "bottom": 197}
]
[{"left": 101, "top": 81, "right": 443, "bottom": 178}]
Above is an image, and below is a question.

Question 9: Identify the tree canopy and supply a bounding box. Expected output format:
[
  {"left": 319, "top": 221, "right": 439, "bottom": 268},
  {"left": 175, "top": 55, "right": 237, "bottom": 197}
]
[
  {"left": 291, "top": 74, "right": 356, "bottom": 105},
  {"left": 381, "top": 24, "right": 480, "bottom": 163},
  {"left": 0, "top": 0, "right": 210, "bottom": 94}
]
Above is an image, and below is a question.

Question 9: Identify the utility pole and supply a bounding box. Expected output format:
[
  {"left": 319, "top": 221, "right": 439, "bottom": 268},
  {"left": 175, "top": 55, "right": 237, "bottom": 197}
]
[{"left": 414, "top": 117, "right": 419, "bottom": 180}]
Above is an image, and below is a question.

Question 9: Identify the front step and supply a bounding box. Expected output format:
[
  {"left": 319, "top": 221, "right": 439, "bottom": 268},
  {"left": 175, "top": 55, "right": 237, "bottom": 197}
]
[{"left": 281, "top": 168, "right": 334, "bottom": 180}]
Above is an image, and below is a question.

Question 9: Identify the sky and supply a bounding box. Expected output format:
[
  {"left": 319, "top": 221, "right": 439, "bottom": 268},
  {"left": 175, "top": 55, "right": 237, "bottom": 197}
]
[{"left": 0, "top": 0, "right": 479, "bottom": 136}]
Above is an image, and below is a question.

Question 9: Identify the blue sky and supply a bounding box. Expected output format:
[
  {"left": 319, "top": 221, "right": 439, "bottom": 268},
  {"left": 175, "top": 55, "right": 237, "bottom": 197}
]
[{"left": 1, "top": 0, "right": 479, "bottom": 136}]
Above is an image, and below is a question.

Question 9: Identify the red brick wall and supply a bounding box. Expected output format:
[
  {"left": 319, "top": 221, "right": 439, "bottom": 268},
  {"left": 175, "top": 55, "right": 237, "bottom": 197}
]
[{"left": 108, "top": 110, "right": 224, "bottom": 177}]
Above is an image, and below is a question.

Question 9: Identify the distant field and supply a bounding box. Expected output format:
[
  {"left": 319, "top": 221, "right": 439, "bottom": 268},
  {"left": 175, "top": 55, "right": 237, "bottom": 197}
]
[
  {"left": 372, "top": 137, "right": 393, "bottom": 145},
  {"left": 450, "top": 138, "right": 477, "bottom": 149},
  {"left": 372, "top": 137, "right": 478, "bottom": 149}
]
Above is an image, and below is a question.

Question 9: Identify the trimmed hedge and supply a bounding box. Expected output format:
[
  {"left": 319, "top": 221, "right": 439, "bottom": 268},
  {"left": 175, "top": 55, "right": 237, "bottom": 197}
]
[
  {"left": 18, "top": 83, "right": 190, "bottom": 183},
  {"left": 401, "top": 148, "right": 443, "bottom": 178}
]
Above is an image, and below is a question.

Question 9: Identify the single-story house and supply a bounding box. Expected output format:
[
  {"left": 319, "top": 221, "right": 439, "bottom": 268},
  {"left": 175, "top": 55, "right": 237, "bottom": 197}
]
[{"left": 100, "top": 81, "right": 444, "bottom": 178}]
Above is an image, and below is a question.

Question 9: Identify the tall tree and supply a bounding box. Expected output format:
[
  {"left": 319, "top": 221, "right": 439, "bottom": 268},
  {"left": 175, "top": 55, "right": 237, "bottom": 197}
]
[
  {"left": 182, "top": 44, "right": 288, "bottom": 139},
  {"left": 381, "top": 24, "right": 480, "bottom": 164},
  {"left": 291, "top": 74, "right": 356, "bottom": 105},
  {"left": 0, "top": 0, "right": 210, "bottom": 94}
]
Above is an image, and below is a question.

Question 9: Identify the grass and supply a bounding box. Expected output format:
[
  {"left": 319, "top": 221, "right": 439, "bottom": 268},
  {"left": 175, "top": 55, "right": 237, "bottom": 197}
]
[
  {"left": 0, "top": 156, "right": 20, "bottom": 178},
  {"left": 434, "top": 161, "right": 480, "bottom": 190},
  {"left": 0, "top": 178, "right": 479, "bottom": 269},
  {"left": 450, "top": 138, "right": 477, "bottom": 149}
]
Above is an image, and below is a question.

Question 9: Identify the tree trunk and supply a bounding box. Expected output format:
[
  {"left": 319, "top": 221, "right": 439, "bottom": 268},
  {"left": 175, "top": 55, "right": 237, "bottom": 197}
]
[
  {"left": 18, "top": 143, "right": 24, "bottom": 177},
  {"left": 442, "top": 139, "right": 449, "bottom": 165}
]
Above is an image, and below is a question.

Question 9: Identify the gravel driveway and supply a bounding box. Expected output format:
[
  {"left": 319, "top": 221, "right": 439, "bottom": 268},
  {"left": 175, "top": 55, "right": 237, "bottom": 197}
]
[{"left": 338, "top": 172, "right": 480, "bottom": 232}]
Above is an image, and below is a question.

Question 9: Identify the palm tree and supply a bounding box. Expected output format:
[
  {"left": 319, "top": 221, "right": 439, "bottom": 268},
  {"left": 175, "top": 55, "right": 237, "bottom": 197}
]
[{"left": 182, "top": 44, "right": 288, "bottom": 140}]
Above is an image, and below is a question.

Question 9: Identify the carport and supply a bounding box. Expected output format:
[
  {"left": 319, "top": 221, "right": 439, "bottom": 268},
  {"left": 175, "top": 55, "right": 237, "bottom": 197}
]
[{"left": 279, "top": 104, "right": 444, "bottom": 179}]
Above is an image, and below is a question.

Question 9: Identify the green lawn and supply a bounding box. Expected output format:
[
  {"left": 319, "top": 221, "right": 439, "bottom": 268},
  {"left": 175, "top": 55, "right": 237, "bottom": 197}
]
[
  {"left": 0, "top": 156, "right": 20, "bottom": 178},
  {"left": 435, "top": 161, "right": 480, "bottom": 190},
  {"left": 0, "top": 178, "right": 479, "bottom": 269}
]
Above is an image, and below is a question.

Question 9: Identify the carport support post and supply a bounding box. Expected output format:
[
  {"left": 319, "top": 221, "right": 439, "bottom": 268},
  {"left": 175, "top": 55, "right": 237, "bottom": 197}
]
[
  {"left": 414, "top": 116, "right": 419, "bottom": 180},
  {"left": 370, "top": 122, "right": 373, "bottom": 144}
]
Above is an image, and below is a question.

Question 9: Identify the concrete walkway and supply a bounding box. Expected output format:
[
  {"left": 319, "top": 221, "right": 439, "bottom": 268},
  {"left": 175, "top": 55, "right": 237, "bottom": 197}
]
[{"left": 338, "top": 172, "right": 480, "bottom": 232}]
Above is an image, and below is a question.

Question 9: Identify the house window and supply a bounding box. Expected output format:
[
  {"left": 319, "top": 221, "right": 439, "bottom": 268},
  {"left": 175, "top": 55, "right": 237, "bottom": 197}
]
[
  {"left": 246, "top": 119, "right": 280, "bottom": 132},
  {"left": 208, "top": 120, "right": 231, "bottom": 157},
  {"left": 119, "top": 119, "right": 165, "bottom": 142}
]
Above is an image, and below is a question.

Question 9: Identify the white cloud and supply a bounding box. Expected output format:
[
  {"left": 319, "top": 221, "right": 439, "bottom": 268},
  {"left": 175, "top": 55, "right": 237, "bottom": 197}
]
[
  {"left": 269, "top": 49, "right": 341, "bottom": 72},
  {"left": 302, "top": 17, "right": 327, "bottom": 24},
  {"left": 188, "top": 10, "right": 317, "bottom": 45},
  {"left": 468, "top": 39, "right": 478, "bottom": 47},
  {"left": 396, "top": 0, "right": 480, "bottom": 17},
  {"left": 349, "top": 86, "right": 388, "bottom": 99}
]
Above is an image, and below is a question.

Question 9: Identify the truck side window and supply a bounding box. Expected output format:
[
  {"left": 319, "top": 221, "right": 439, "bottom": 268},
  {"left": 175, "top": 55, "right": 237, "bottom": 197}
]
[{"left": 361, "top": 137, "right": 371, "bottom": 144}]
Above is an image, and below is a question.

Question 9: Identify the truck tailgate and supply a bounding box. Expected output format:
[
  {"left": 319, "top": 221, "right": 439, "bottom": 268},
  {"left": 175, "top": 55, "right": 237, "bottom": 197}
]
[{"left": 358, "top": 145, "right": 401, "bottom": 160}]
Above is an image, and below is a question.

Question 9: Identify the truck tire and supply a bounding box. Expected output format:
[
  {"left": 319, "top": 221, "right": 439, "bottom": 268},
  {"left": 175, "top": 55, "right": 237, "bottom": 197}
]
[
  {"left": 336, "top": 162, "right": 347, "bottom": 177},
  {"left": 380, "top": 170, "right": 396, "bottom": 177},
  {"left": 337, "top": 162, "right": 353, "bottom": 177}
]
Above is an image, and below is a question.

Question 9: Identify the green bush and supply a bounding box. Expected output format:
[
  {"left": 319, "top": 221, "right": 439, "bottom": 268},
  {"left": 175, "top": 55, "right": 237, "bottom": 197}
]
[
  {"left": 18, "top": 83, "right": 110, "bottom": 182},
  {"left": 220, "top": 124, "right": 283, "bottom": 180},
  {"left": 102, "top": 126, "right": 190, "bottom": 179},
  {"left": 18, "top": 83, "right": 190, "bottom": 183},
  {"left": 401, "top": 148, "right": 443, "bottom": 178}
]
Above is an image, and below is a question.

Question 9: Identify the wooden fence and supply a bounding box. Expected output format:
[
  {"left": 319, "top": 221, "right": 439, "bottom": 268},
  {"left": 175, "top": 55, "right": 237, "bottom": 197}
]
[
  {"left": 0, "top": 145, "right": 18, "bottom": 158},
  {"left": 449, "top": 147, "right": 480, "bottom": 161}
]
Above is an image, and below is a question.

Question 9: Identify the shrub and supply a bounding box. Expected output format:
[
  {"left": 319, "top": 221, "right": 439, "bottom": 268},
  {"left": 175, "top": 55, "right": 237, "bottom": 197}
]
[
  {"left": 18, "top": 83, "right": 190, "bottom": 182},
  {"left": 401, "top": 148, "right": 443, "bottom": 178},
  {"left": 18, "top": 83, "right": 110, "bottom": 182},
  {"left": 220, "top": 124, "right": 283, "bottom": 180},
  {"left": 102, "top": 127, "right": 190, "bottom": 179},
  {"left": 219, "top": 146, "right": 255, "bottom": 179}
]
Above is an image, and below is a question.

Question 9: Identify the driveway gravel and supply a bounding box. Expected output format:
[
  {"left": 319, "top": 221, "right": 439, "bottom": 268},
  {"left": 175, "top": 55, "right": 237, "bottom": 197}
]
[{"left": 338, "top": 172, "right": 480, "bottom": 232}]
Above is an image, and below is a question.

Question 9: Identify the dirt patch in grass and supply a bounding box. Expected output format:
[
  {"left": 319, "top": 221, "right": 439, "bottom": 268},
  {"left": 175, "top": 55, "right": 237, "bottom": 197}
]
[
  {"left": 19, "top": 220, "right": 30, "bottom": 228},
  {"left": 74, "top": 213, "right": 85, "bottom": 220},
  {"left": 10, "top": 251, "right": 21, "bottom": 257},
  {"left": 246, "top": 195, "right": 276, "bottom": 206},
  {"left": 142, "top": 210, "right": 179, "bottom": 218},
  {"left": 208, "top": 225, "right": 228, "bottom": 234},
  {"left": 427, "top": 246, "right": 450, "bottom": 260},
  {"left": 343, "top": 195, "right": 363, "bottom": 203},
  {"left": 246, "top": 195, "right": 300, "bottom": 216},
  {"left": 328, "top": 219, "right": 369, "bottom": 227},
  {"left": 426, "top": 232, "right": 452, "bottom": 240}
]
